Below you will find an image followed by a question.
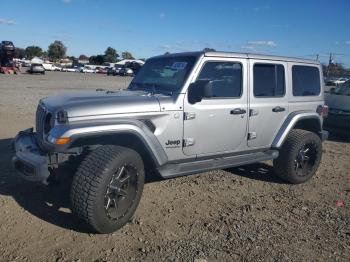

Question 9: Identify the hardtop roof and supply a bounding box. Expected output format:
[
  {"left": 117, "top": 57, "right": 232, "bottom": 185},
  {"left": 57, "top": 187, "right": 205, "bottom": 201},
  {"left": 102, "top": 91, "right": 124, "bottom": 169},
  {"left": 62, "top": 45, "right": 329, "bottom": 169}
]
[{"left": 154, "top": 51, "right": 319, "bottom": 65}]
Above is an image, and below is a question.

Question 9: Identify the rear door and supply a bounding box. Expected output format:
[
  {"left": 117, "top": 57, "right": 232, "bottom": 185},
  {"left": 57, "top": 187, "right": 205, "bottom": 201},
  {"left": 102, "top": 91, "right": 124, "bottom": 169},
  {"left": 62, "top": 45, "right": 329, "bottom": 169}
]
[{"left": 248, "top": 60, "right": 289, "bottom": 148}]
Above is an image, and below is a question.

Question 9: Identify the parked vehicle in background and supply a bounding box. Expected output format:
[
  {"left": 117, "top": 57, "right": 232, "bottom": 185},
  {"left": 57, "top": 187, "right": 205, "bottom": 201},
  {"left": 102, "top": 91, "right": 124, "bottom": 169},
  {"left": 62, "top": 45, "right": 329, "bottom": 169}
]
[
  {"left": 119, "top": 66, "right": 134, "bottom": 76},
  {"left": 0, "top": 40, "right": 20, "bottom": 74},
  {"left": 97, "top": 68, "right": 108, "bottom": 74},
  {"left": 13, "top": 51, "right": 328, "bottom": 233},
  {"left": 125, "top": 61, "right": 143, "bottom": 75},
  {"left": 106, "top": 67, "right": 116, "bottom": 76},
  {"left": 62, "top": 66, "right": 79, "bottom": 72},
  {"left": 80, "top": 66, "right": 95, "bottom": 73},
  {"left": 325, "top": 77, "right": 349, "bottom": 86},
  {"left": 43, "top": 63, "right": 61, "bottom": 71},
  {"left": 28, "top": 63, "right": 45, "bottom": 74},
  {"left": 21, "top": 61, "right": 31, "bottom": 67},
  {"left": 107, "top": 67, "right": 116, "bottom": 76},
  {"left": 107, "top": 65, "right": 123, "bottom": 76},
  {"left": 324, "top": 80, "right": 350, "bottom": 134}
]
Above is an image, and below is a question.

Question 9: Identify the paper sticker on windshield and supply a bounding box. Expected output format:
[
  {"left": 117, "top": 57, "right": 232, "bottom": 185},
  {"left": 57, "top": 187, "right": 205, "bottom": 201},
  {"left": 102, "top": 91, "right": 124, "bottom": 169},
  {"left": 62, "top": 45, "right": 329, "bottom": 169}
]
[{"left": 171, "top": 62, "right": 187, "bottom": 70}]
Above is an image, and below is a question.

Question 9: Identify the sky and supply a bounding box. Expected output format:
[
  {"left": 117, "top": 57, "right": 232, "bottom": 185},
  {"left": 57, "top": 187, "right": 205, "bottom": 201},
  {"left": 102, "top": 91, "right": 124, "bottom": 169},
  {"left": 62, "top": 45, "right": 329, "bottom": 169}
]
[{"left": 1, "top": 0, "right": 349, "bottom": 66}]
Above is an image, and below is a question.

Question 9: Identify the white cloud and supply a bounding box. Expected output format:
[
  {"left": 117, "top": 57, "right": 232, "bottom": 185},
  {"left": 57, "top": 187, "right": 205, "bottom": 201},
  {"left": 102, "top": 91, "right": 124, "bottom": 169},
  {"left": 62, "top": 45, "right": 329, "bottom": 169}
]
[
  {"left": 247, "top": 41, "right": 277, "bottom": 47},
  {"left": 159, "top": 12, "right": 165, "bottom": 19},
  {"left": 62, "top": 0, "right": 72, "bottom": 3},
  {"left": 0, "top": 18, "right": 15, "bottom": 25},
  {"left": 252, "top": 6, "right": 270, "bottom": 12}
]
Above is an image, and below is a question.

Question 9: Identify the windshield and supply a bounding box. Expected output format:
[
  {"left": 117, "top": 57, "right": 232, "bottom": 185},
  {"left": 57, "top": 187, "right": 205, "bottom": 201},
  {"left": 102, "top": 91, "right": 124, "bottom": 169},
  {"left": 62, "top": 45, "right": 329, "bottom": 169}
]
[
  {"left": 129, "top": 56, "right": 197, "bottom": 95},
  {"left": 334, "top": 80, "right": 350, "bottom": 95}
]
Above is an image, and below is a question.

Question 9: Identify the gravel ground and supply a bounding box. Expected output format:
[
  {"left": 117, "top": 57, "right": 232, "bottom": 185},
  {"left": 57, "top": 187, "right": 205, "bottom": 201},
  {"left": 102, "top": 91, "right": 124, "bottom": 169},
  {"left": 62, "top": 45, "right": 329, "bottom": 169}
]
[{"left": 0, "top": 71, "right": 349, "bottom": 262}]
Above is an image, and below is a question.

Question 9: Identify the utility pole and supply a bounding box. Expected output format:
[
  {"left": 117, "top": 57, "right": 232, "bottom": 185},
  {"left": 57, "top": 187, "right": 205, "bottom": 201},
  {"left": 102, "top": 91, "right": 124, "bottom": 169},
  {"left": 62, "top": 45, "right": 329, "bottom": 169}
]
[{"left": 326, "top": 53, "right": 333, "bottom": 77}]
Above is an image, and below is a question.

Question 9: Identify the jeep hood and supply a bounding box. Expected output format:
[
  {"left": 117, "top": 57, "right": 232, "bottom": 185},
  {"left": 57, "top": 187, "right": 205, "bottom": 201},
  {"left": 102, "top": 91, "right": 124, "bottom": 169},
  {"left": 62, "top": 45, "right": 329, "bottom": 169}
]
[{"left": 41, "top": 90, "right": 161, "bottom": 118}]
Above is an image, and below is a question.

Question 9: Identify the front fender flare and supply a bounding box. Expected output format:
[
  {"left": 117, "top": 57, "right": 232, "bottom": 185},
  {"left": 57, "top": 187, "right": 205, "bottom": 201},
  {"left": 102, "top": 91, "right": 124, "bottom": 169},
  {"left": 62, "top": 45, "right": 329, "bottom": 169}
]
[{"left": 48, "top": 119, "right": 168, "bottom": 166}]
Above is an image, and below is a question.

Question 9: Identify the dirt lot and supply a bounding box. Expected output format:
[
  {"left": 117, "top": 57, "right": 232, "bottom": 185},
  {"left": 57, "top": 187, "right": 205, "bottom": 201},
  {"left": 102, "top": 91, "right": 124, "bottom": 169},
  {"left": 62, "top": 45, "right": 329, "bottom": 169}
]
[{"left": 0, "top": 71, "right": 349, "bottom": 262}]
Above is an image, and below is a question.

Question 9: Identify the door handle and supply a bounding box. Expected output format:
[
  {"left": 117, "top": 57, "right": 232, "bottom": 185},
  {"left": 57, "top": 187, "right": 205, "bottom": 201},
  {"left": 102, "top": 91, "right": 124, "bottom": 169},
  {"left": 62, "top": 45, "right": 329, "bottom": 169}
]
[
  {"left": 230, "top": 108, "right": 247, "bottom": 115},
  {"left": 272, "top": 106, "right": 286, "bottom": 113}
]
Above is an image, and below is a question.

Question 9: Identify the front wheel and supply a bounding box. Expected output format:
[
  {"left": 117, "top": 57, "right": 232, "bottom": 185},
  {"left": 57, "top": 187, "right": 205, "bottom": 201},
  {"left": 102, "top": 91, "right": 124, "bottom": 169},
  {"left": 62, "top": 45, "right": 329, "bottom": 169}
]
[
  {"left": 70, "top": 145, "right": 145, "bottom": 233},
  {"left": 273, "top": 129, "right": 322, "bottom": 184}
]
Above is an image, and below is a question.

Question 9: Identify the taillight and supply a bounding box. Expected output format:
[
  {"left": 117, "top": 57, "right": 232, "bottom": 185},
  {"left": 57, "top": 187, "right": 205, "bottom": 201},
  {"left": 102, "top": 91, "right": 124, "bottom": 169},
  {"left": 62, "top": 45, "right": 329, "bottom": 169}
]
[{"left": 317, "top": 105, "right": 328, "bottom": 118}]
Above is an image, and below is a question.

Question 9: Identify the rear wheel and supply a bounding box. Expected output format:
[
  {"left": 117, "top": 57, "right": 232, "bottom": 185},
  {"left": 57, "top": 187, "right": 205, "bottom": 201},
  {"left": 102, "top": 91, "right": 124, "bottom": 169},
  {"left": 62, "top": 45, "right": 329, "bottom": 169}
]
[
  {"left": 70, "top": 145, "right": 144, "bottom": 233},
  {"left": 273, "top": 129, "right": 322, "bottom": 184}
]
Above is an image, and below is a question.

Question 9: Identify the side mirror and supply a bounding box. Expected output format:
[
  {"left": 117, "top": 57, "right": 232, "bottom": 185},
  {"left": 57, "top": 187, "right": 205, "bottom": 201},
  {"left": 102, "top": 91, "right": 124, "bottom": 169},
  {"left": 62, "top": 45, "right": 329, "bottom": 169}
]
[{"left": 188, "top": 80, "right": 213, "bottom": 104}]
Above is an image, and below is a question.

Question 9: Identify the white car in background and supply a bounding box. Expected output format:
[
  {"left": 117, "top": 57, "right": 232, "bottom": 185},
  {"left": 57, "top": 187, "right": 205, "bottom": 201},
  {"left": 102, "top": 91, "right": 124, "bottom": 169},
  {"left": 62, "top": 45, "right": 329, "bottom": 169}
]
[
  {"left": 42, "top": 63, "right": 61, "bottom": 71},
  {"left": 333, "top": 78, "right": 349, "bottom": 85},
  {"left": 80, "top": 66, "right": 95, "bottom": 73},
  {"left": 62, "top": 67, "right": 79, "bottom": 72},
  {"left": 326, "top": 77, "right": 349, "bottom": 86}
]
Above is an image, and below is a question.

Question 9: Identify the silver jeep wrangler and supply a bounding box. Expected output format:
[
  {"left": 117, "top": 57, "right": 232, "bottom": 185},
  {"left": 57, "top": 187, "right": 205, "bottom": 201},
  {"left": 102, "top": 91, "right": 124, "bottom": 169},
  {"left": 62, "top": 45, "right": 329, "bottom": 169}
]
[{"left": 13, "top": 51, "right": 328, "bottom": 233}]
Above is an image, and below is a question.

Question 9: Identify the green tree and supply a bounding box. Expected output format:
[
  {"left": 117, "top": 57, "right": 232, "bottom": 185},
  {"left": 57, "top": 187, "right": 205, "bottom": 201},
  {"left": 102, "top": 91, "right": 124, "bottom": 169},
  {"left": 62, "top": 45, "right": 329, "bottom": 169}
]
[
  {"left": 104, "top": 47, "right": 119, "bottom": 63},
  {"left": 89, "top": 55, "right": 105, "bottom": 65},
  {"left": 203, "top": 47, "right": 216, "bottom": 52},
  {"left": 122, "top": 51, "right": 134, "bottom": 60},
  {"left": 324, "top": 63, "right": 350, "bottom": 77},
  {"left": 41, "top": 51, "right": 48, "bottom": 59},
  {"left": 14, "top": 47, "right": 26, "bottom": 59},
  {"left": 48, "top": 40, "right": 67, "bottom": 62},
  {"left": 25, "top": 46, "right": 43, "bottom": 59},
  {"left": 79, "top": 54, "right": 89, "bottom": 61}
]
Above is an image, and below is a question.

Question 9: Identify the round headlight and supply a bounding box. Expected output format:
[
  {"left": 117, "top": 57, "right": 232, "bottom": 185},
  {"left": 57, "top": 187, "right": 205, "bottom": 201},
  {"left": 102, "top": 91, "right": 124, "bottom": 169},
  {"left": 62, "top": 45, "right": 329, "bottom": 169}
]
[{"left": 44, "top": 113, "right": 53, "bottom": 133}]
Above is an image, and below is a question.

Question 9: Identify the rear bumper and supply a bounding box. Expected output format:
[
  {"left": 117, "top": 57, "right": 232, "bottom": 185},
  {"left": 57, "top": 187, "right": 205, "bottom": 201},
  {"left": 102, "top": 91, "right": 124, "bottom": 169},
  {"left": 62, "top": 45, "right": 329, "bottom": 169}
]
[{"left": 12, "top": 128, "right": 50, "bottom": 183}]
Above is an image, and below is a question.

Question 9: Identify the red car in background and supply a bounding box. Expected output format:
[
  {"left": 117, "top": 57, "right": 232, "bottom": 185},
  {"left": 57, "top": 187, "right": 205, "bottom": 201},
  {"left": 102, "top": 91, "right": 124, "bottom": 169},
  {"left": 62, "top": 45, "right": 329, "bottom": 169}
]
[{"left": 96, "top": 67, "right": 108, "bottom": 74}]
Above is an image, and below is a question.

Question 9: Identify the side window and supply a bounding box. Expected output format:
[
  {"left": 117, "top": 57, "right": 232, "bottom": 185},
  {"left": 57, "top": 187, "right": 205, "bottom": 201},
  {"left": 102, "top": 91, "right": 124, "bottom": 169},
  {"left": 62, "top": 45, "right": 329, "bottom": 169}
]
[
  {"left": 197, "top": 62, "right": 242, "bottom": 98},
  {"left": 292, "top": 65, "right": 321, "bottom": 96},
  {"left": 253, "top": 64, "right": 285, "bottom": 97}
]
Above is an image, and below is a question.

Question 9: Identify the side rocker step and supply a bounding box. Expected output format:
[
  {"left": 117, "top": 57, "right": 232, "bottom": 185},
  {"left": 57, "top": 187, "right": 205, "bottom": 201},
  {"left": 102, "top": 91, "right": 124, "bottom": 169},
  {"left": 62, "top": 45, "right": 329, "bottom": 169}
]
[{"left": 157, "top": 150, "right": 279, "bottom": 179}]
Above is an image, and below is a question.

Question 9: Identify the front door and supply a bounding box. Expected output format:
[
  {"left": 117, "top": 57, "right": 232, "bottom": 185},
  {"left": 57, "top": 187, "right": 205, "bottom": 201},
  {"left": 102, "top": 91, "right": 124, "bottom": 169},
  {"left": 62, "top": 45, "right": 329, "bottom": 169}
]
[{"left": 183, "top": 58, "right": 248, "bottom": 156}]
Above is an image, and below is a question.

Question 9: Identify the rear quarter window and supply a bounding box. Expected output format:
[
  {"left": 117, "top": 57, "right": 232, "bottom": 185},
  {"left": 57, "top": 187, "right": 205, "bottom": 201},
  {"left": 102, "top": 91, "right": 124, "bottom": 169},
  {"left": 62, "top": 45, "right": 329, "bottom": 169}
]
[{"left": 292, "top": 65, "right": 321, "bottom": 96}]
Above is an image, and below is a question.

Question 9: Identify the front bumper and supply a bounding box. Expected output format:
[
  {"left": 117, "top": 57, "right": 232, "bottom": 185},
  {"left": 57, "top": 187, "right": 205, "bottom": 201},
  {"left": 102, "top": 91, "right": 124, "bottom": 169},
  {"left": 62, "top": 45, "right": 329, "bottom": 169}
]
[{"left": 12, "top": 128, "right": 50, "bottom": 183}]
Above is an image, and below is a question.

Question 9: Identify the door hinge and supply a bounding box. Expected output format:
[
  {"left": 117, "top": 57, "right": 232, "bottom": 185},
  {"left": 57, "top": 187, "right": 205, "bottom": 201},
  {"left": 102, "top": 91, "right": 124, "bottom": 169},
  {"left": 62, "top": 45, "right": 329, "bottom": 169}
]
[
  {"left": 184, "top": 112, "right": 196, "bottom": 120},
  {"left": 249, "top": 109, "right": 259, "bottom": 117},
  {"left": 248, "top": 132, "right": 257, "bottom": 140},
  {"left": 183, "top": 138, "right": 195, "bottom": 147}
]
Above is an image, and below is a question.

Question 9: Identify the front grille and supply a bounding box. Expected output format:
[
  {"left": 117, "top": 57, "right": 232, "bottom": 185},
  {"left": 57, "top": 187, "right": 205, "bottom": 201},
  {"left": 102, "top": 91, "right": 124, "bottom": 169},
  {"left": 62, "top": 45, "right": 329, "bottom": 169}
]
[{"left": 36, "top": 104, "right": 46, "bottom": 135}]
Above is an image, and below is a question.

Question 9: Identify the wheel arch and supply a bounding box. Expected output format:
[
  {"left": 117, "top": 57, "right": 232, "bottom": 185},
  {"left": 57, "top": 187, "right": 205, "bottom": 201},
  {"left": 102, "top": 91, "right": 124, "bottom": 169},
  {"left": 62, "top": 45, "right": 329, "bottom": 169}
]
[
  {"left": 272, "top": 112, "right": 322, "bottom": 148},
  {"left": 70, "top": 132, "right": 164, "bottom": 168},
  {"left": 50, "top": 120, "right": 168, "bottom": 167}
]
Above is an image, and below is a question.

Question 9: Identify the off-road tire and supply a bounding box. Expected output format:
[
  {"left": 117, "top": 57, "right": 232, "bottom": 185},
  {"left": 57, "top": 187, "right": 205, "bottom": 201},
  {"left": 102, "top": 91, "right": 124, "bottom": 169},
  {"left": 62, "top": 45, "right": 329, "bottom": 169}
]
[
  {"left": 273, "top": 129, "right": 322, "bottom": 184},
  {"left": 70, "top": 145, "right": 145, "bottom": 233}
]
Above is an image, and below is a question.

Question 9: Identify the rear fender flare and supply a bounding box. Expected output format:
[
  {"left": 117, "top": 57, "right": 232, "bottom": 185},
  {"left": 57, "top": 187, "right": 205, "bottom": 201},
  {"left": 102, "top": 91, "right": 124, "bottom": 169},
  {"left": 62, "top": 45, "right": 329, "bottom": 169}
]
[{"left": 272, "top": 112, "right": 322, "bottom": 148}]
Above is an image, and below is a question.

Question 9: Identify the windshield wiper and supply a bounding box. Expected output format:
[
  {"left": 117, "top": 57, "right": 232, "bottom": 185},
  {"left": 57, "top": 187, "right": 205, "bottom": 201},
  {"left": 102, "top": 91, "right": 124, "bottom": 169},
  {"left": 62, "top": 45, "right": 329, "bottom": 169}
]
[{"left": 129, "top": 82, "right": 173, "bottom": 96}]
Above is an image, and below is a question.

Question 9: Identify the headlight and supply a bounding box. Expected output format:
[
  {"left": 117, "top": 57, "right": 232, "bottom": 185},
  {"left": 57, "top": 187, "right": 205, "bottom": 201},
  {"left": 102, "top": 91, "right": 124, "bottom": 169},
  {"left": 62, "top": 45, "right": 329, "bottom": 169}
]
[{"left": 44, "top": 113, "right": 53, "bottom": 133}]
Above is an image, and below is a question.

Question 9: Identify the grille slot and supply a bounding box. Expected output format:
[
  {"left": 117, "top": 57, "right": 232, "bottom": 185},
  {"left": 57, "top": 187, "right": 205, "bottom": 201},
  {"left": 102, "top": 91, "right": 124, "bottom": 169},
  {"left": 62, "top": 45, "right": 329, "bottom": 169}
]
[{"left": 36, "top": 104, "right": 46, "bottom": 135}]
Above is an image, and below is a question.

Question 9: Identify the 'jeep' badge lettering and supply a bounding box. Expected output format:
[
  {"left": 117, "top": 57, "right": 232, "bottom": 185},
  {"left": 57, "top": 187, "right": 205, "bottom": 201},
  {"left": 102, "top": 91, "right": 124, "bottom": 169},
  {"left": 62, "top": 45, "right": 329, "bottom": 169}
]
[{"left": 165, "top": 139, "right": 181, "bottom": 148}]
